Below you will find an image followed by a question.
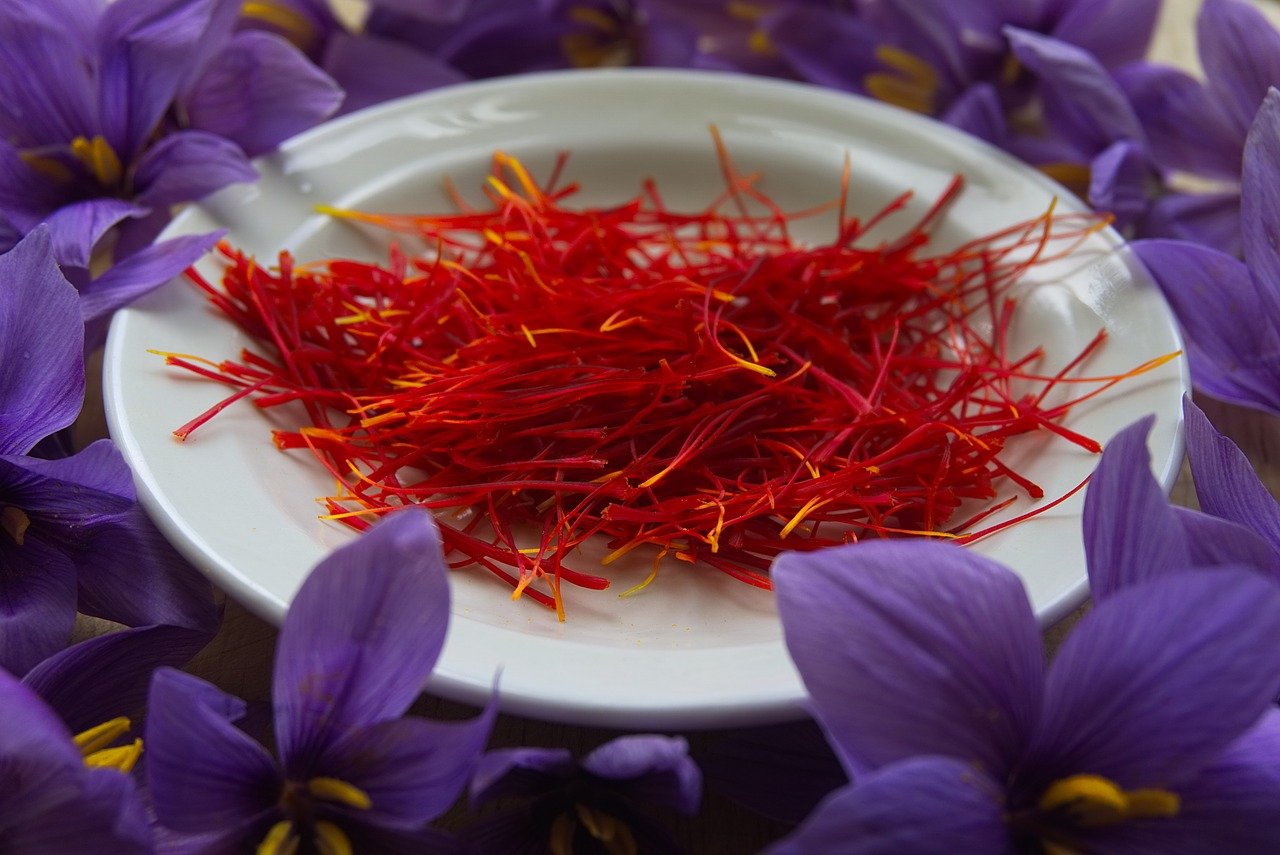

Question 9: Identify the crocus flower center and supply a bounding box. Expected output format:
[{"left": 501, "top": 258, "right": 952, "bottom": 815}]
[
  {"left": 561, "top": 5, "right": 633, "bottom": 68},
  {"left": 548, "top": 803, "right": 638, "bottom": 855},
  {"left": 73, "top": 717, "right": 143, "bottom": 773},
  {"left": 1021, "top": 772, "right": 1180, "bottom": 853},
  {"left": 257, "top": 777, "right": 372, "bottom": 855},
  {"left": 69, "top": 136, "right": 124, "bottom": 189},
  {"left": 864, "top": 45, "right": 940, "bottom": 115},
  {"left": 1, "top": 506, "right": 30, "bottom": 546}
]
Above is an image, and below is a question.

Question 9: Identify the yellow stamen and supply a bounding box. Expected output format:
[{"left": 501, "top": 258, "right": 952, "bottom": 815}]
[
  {"left": 575, "top": 804, "right": 638, "bottom": 855},
  {"left": 748, "top": 28, "right": 777, "bottom": 56},
  {"left": 69, "top": 135, "right": 123, "bottom": 187},
  {"left": 2, "top": 507, "right": 30, "bottom": 546},
  {"left": 726, "top": 0, "right": 768, "bottom": 22},
  {"left": 314, "top": 821, "right": 354, "bottom": 855},
  {"left": 84, "top": 739, "right": 143, "bottom": 774},
  {"left": 864, "top": 46, "right": 940, "bottom": 115},
  {"left": 19, "top": 151, "right": 73, "bottom": 183},
  {"left": 1039, "top": 774, "right": 1179, "bottom": 828},
  {"left": 549, "top": 812, "right": 576, "bottom": 855},
  {"left": 257, "top": 821, "right": 300, "bottom": 855},
  {"left": 876, "top": 45, "right": 940, "bottom": 90},
  {"left": 241, "top": 2, "right": 317, "bottom": 49},
  {"left": 864, "top": 73, "right": 935, "bottom": 114},
  {"left": 307, "top": 777, "right": 373, "bottom": 810},
  {"left": 74, "top": 717, "right": 132, "bottom": 756}
]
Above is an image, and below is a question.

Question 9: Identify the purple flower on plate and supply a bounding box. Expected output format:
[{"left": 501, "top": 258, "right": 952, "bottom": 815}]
[
  {"left": 1132, "top": 88, "right": 1280, "bottom": 417},
  {"left": 0, "top": 665, "right": 153, "bottom": 852},
  {"left": 146, "top": 509, "right": 495, "bottom": 852},
  {"left": 0, "top": 0, "right": 341, "bottom": 268},
  {"left": 0, "top": 227, "right": 218, "bottom": 675},
  {"left": 768, "top": 538, "right": 1280, "bottom": 853},
  {"left": 1117, "top": 0, "right": 1280, "bottom": 254},
  {"left": 466, "top": 734, "right": 702, "bottom": 853}
]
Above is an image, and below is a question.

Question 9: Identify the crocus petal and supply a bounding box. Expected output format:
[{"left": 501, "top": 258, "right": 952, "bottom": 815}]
[
  {"left": 323, "top": 32, "right": 467, "bottom": 116},
  {"left": 345, "top": 822, "right": 466, "bottom": 855},
  {"left": 146, "top": 667, "right": 281, "bottom": 835},
  {"left": 183, "top": 30, "right": 342, "bottom": 158},
  {"left": 0, "top": 227, "right": 83, "bottom": 455},
  {"left": 1088, "top": 139, "right": 1149, "bottom": 228},
  {"left": 0, "top": 536, "right": 78, "bottom": 675},
  {"left": 132, "top": 129, "right": 257, "bottom": 210},
  {"left": 470, "top": 746, "right": 576, "bottom": 806},
  {"left": 581, "top": 735, "right": 702, "bottom": 815},
  {"left": 24, "top": 624, "right": 213, "bottom": 733},
  {"left": 1115, "top": 62, "right": 1242, "bottom": 179},
  {"left": 0, "top": 7, "right": 97, "bottom": 147},
  {"left": 78, "top": 229, "right": 223, "bottom": 327},
  {"left": 0, "top": 142, "right": 70, "bottom": 229},
  {"left": 1082, "top": 415, "right": 1190, "bottom": 600},
  {"left": 773, "top": 541, "right": 1044, "bottom": 779},
  {"left": 940, "top": 83, "right": 1009, "bottom": 149},
  {"left": 1184, "top": 396, "right": 1280, "bottom": 554},
  {"left": 766, "top": 757, "right": 1012, "bottom": 855},
  {"left": 42, "top": 198, "right": 148, "bottom": 269},
  {"left": 763, "top": 8, "right": 884, "bottom": 94},
  {"left": 1240, "top": 88, "right": 1280, "bottom": 320},
  {"left": 1049, "top": 0, "right": 1159, "bottom": 67},
  {"left": 1030, "top": 568, "right": 1280, "bottom": 789},
  {"left": 97, "top": 0, "right": 239, "bottom": 157},
  {"left": 1132, "top": 239, "right": 1280, "bottom": 414},
  {"left": 0, "top": 660, "right": 81, "bottom": 768},
  {"left": 1170, "top": 506, "right": 1280, "bottom": 582},
  {"left": 1140, "top": 191, "right": 1241, "bottom": 256},
  {"left": 274, "top": 509, "right": 451, "bottom": 772},
  {"left": 1006, "top": 27, "right": 1144, "bottom": 152},
  {"left": 1198, "top": 0, "right": 1280, "bottom": 142},
  {"left": 319, "top": 700, "right": 496, "bottom": 826}
]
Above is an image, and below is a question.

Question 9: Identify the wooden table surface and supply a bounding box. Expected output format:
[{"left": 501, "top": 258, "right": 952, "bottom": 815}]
[{"left": 83, "top": 1, "right": 1280, "bottom": 850}]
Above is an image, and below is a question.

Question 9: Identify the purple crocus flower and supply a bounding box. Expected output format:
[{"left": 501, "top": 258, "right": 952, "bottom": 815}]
[
  {"left": 146, "top": 509, "right": 494, "bottom": 852},
  {"left": 0, "top": 666, "right": 153, "bottom": 852},
  {"left": 0, "top": 0, "right": 341, "bottom": 269},
  {"left": 1118, "top": 0, "right": 1280, "bottom": 254},
  {"left": 769, "top": 538, "right": 1280, "bottom": 852},
  {"left": 0, "top": 227, "right": 217, "bottom": 675},
  {"left": 1133, "top": 88, "right": 1280, "bottom": 417},
  {"left": 467, "top": 734, "right": 702, "bottom": 852}
]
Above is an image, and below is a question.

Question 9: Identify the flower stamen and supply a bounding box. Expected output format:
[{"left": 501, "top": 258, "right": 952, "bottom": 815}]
[
  {"left": 307, "top": 777, "right": 372, "bottom": 810},
  {"left": 1039, "top": 773, "right": 1179, "bottom": 828},
  {"left": 69, "top": 135, "right": 123, "bottom": 188},
  {"left": 1, "top": 506, "right": 31, "bottom": 545},
  {"left": 257, "top": 820, "right": 300, "bottom": 855}
]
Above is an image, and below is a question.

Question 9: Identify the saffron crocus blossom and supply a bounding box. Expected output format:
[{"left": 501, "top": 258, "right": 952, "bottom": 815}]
[
  {"left": 0, "top": 0, "right": 340, "bottom": 268},
  {"left": 1133, "top": 88, "right": 1280, "bottom": 416},
  {"left": 147, "top": 509, "right": 495, "bottom": 852},
  {"left": 0, "top": 666, "right": 152, "bottom": 852},
  {"left": 769, "top": 540, "right": 1280, "bottom": 852},
  {"left": 1117, "top": 0, "right": 1280, "bottom": 254},
  {"left": 0, "top": 228, "right": 217, "bottom": 674},
  {"left": 467, "top": 734, "right": 701, "bottom": 853}
]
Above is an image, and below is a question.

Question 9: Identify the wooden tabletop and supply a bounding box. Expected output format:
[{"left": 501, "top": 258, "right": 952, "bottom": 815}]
[{"left": 83, "top": 1, "right": 1280, "bottom": 850}]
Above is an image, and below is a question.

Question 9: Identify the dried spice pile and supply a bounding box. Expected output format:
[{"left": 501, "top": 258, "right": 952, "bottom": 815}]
[{"left": 165, "top": 146, "right": 1168, "bottom": 617}]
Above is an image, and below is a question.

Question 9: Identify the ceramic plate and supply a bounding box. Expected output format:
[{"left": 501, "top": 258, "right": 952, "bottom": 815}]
[{"left": 104, "top": 70, "right": 1188, "bottom": 728}]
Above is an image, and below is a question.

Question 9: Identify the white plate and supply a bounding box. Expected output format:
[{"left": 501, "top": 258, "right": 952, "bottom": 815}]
[{"left": 104, "top": 70, "right": 1188, "bottom": 729}]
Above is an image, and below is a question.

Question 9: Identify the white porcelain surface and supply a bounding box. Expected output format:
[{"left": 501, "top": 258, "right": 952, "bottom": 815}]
[{"left": 104, "top": 70, "right": 1188, "bottom": 728}]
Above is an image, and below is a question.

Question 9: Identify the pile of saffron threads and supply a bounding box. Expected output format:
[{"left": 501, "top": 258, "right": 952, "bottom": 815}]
[{"left": 163, "top": 146, "right": 1174, "bottom": 619}]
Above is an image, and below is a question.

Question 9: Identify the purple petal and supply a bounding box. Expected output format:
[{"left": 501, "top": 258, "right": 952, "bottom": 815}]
[
  {"left": 0, "top": 227, "right": 83, "bottom": 455},
  {"left": 773, "top": 541, "right": 1044, "bottom": 779},
  {"left": 1082, "top": 415, "right": 1191, "bottom": 600},
  {"left": 470, "top": 746, "right": 576, "bottom": 806},
  {"left": 1139, "top": 191, "right": 1241, "bottom": 256},
  {"left": 17, "top": 437, "right": 135, "bottom": 498},
  {"left": 580, "top": 735, "right": 701, "bottom": 815},
  {"left": 273, "top": 509, "right": 452, "bottom": 771},
  {"left": 42, "top": 199, "right": 148, "bottom": 269},
  {"left": 132, "top": 129, "right": 257, "bottom": 210},
  {"left": 183, "top": 30, "right": 342, "bottom": 157},
  {"left": 97, "top": 0, "right": 239, "bottom": 157},
  {"left": 78, "top": 229, "right": 222, "bottom": 327},
  {"left": 369, "top": 0, "right": 475, "bottom": 19},
  {"left": 1171, "top": 506, "right": 1280, "bottom": 582},
  {"left": 23, "top": 624, "right": 213, "bottom": 733},
  {"left": 764, "top": 8, "right": 883, "bottom": 94},
  {"left": 345, "top": 822, "right": 466, "bottom": 854},
  {"left": 1184, "top": 396, "right": 1280, "bottom": 555},
  {"left": 1088, "top": 139, "right": 1150, "bottom": 228},
  {"left": 0, "top": 142, "right": 72, "bottom": 229},
  {"left": 1049, "top": 0, "right": 1159, "bottom": 67},
  {"left": 2, "top": 764, "right": 152, "bottom": 854},
  {"left": 0, "top": 535, "right": 78, "bottom": 675},
  {"left": 1006, "top": 27, "right": 1144, "bottom": 153},
  {"left": 1116, "top": 62, "right": 1242, "bottom": 179},
  {"left": 940, "top": 83, "right": 1009, "bottom": 149},
  {"left": 1198, "top": 0, "right": 1280, "bottom": 142},
  {"left": 766, "top": 757, "right": 1012, "bottom": 855},
  {"left": 0, "top": 7, "right": 97, "bottom": 147},
  {"left": 1132, "top": 239, "right": 1280, "bottom": 414},
  {"left": 1240, "top": 88, "right": 1280, "bottom": 320},
  {"left": 1030, "top": 568, "right": 1280, "bottom": 789},
  {"left": 323, "top": 32, "right": 467, "bottom": 116},
  {"left": 319, "top": 700, "right": 496, "bottom": 826},
  {"left": 0, "top": 665, "right": 80, "bottom": 768},
  {"left": 145, "top": 667, "right": 281, "bottom": 835}
]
